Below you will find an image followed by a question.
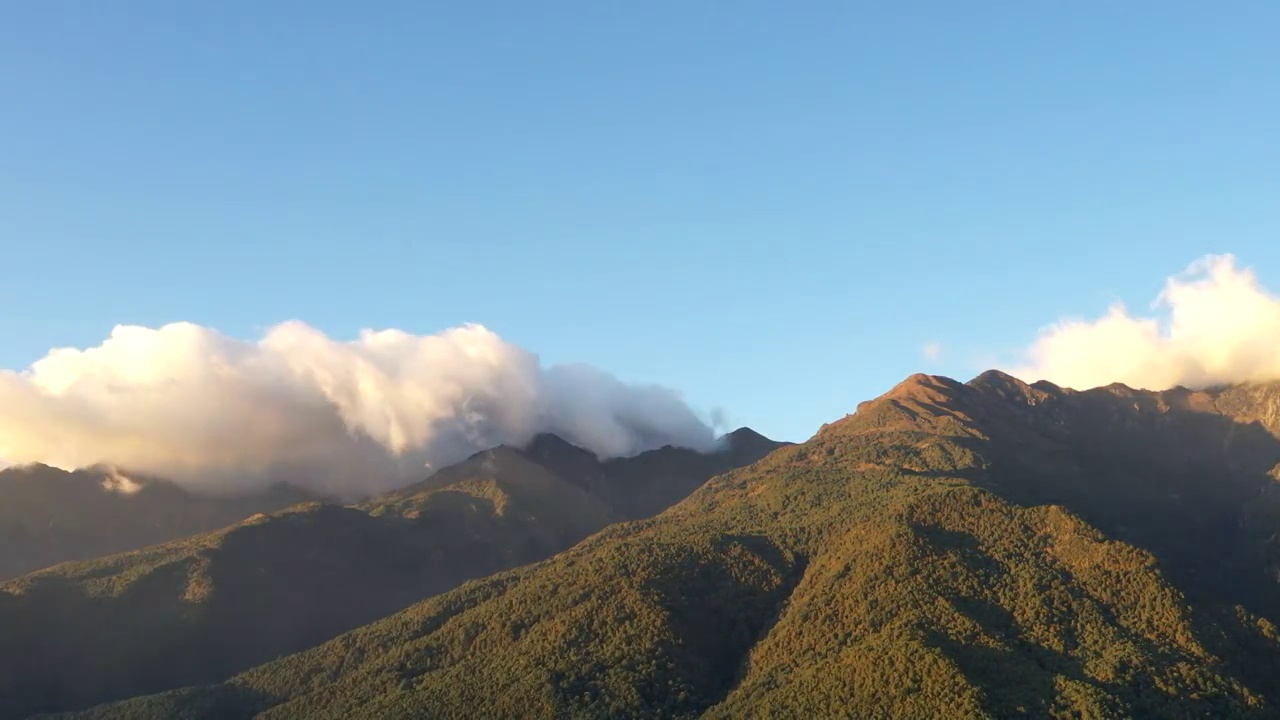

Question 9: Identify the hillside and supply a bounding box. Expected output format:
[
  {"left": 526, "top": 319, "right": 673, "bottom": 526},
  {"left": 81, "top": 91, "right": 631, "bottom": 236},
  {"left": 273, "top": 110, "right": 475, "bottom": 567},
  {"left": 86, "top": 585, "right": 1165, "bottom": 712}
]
[
  {"left": 0, "top": 431, "right": 779, "bottom": 718},
  {"left": 70, "top": 372, "right": 1280, "bottom": 719},
  {"left": 0, "top": 465, "right": 316, "bottom": 580}
]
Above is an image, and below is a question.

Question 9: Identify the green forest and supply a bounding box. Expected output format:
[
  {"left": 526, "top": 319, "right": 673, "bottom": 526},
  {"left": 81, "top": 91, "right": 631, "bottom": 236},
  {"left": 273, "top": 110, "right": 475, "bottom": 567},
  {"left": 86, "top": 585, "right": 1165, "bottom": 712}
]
[{"left": 55, "top": 372, "right": 1280, "bottom": 719}]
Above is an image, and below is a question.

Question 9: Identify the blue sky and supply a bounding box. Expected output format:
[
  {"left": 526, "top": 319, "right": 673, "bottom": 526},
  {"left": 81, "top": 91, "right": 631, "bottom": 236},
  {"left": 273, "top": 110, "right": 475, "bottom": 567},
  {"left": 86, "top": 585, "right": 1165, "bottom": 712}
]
[{"left": 2, "top": 2, "right": 1278, "bottom": 443}]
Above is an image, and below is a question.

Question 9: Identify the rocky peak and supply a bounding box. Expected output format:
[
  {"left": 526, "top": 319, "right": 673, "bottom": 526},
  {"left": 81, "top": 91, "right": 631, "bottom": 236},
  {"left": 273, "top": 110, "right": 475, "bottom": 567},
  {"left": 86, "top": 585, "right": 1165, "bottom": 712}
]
[{"left": 520, "top": 433, "right": 606, "bottom": 493}]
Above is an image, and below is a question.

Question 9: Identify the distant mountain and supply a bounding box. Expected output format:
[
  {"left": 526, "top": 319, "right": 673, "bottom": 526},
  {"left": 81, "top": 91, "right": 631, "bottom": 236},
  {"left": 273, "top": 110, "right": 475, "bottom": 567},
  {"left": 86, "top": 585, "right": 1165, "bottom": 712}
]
[
  {"left": 0, "top": 431, "right": 782, "bottom": 718},
  {"left": 74, "top": 374, "right": 1280, "bottom": 719},
  {"left": 526, "top": 426, "right": 788, "bottom": 520},
  {"left": 0, "top": 464, "right": 316, "bottom": 580}
]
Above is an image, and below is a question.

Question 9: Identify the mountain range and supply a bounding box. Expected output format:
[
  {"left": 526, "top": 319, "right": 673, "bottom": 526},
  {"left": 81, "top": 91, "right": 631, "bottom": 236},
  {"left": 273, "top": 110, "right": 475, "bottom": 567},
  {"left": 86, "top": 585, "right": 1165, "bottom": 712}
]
[
  {"left": 0, "top": 466, "right": 316, "bottom": 581},
  {"left": 44, "top": 371, "right": 1280, "bottom": 719},
  {"left": 0, "top": 428, "right": 783, "bottom": 718}
]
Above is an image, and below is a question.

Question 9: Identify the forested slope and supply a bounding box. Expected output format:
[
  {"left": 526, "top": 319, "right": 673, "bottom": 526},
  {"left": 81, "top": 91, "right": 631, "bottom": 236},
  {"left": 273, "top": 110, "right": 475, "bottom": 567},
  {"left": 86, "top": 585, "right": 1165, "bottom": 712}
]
[
  {"left": 69, "top": 373, "right": 1280, "bottom": 718},
  {"left": 4, "top": 431, "right": 780, "bottom": 718}
]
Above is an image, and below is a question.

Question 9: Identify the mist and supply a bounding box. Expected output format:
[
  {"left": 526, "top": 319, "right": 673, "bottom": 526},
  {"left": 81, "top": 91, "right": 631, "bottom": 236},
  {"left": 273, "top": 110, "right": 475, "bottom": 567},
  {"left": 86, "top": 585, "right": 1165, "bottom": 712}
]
[
  {"left": 1010, "top": 254, "right": 1280, "bottom": 392},
  {"left": 0, "top": 322, "right": 720, "bottom": 498}
]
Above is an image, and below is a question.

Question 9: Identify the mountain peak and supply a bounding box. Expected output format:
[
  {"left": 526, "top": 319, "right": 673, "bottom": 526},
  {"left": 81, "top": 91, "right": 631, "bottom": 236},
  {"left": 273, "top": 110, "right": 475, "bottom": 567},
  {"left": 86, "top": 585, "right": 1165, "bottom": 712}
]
[
  {"left": 891, "top": 372, "right": 963, "bottom": 394},
  {"left": 0, "top": 461, "right": 59, "bottom": 476},
  {"left": 817, "top": 373, "right": 972, "bottom": 440},
  {"left": 1030, "top": 379, "right": 1064, "bottom": 393},
  {"left": 720, "top": 426, "right": 769, "bottom": 450},
  {"left": 867, "top": 372, "right": 969, "bottom": 409},
  {"left": 968, "top": 368, "right": 1024, "bottom": 387},
  {"left": 523, "top": 432, "right": 599, "bottom": 461},
  {"left": 966, "top": 369, "right": 1064, "bottom": 408},
  {"left": 519, "top": 433, "right": 604, "bottom": 492}
]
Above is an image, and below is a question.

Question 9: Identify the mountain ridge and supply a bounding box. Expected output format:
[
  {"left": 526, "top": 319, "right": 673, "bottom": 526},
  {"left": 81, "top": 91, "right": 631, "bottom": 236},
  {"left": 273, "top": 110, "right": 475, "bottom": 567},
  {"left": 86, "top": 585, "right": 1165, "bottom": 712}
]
[
  {"left": 65, "top": 371, "right": 1280, "bottom": 718},
  {"left": 0, "top": 464, "right": 319, "bottom": 580},
  {"left": 0, "top": 430, "right": 784, "bottom": 718}
]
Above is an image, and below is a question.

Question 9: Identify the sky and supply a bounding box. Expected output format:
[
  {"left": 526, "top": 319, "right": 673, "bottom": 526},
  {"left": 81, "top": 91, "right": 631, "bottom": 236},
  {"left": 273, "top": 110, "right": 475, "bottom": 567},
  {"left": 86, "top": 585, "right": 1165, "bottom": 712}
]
[{"left": 2, "top": 1, "right": 1278, "bottom": 449}]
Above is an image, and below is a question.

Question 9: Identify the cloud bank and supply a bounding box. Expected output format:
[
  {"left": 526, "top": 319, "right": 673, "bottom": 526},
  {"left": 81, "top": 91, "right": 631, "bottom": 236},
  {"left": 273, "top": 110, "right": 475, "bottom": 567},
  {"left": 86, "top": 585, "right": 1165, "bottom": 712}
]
[
  {"left": 0, "top": 322, "right": 719, "bottom": 498},
  {"left": 1011, "top": 254, "right": 1280, "bottom": 392}
]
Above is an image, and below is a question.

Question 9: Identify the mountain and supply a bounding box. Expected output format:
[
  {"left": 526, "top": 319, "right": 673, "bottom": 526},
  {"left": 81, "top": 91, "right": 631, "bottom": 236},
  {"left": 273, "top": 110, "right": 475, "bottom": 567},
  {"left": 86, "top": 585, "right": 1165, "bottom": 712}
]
[
  {"left": 71, "top": 373, "right": 1280, "bottom": 719},
  {"left": 525, "top": 426, "right": 787, "bottom": 520},
  {"left": 0, "top": 431, "right": 781, "bottom": 718},
  {"left": 0, "top": 464, "right": 316, "bottom": 580}
]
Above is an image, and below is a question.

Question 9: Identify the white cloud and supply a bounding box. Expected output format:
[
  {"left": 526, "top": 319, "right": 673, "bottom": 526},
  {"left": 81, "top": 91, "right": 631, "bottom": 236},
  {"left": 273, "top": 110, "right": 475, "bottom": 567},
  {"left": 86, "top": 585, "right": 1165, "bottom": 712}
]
[
  {"left": 101, "top": 469, "right": 144, "bottom": 495},
  {"left": 1009, "top": 254, "right": 1280, "bottom": 391},
  {"left": 922, "top": 341, "right": 943, "bottom": 361},
  {"left": 0, "top": 322, "right": 718, "bottom": 498}
]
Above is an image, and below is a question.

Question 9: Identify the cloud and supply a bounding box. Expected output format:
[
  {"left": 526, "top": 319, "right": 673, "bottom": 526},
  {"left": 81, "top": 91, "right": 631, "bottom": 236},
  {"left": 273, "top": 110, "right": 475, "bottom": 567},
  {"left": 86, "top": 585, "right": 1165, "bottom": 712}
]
[
  {"left": 1010, "top": 254, "right": 1280, "bottom": 391},
  {"left": 922, "top": 341, "right": 943, "bottom": 361},
  {"left": 102, "top": 469, "right": 144, "bottom": 495},
  {"left": 0, "top": 322, "right": 720, "bottom": 498}
]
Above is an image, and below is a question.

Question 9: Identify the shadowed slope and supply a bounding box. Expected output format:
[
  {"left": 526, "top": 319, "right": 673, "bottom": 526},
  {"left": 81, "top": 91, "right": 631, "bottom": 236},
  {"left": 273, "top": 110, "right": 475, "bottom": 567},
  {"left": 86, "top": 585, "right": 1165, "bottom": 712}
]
[
  {"left": 0, "top": 465, "right": 316, "bottom": 580},
  {"left": 524, "top": 427, "right": 790, "bottom": 520}
]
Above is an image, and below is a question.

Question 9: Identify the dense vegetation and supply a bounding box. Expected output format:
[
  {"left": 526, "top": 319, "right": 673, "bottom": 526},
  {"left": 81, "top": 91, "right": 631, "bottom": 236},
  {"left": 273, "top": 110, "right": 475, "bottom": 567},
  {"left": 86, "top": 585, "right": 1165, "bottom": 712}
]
[
  {"left": 1, "top": 431, "right": 779, "bottom": 718},
  {"left": 63, "top": 372, "right": 1280, "bottom": 718},
  {"left": 0, "top": 465, "right": 314, "bottom": 580}
]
